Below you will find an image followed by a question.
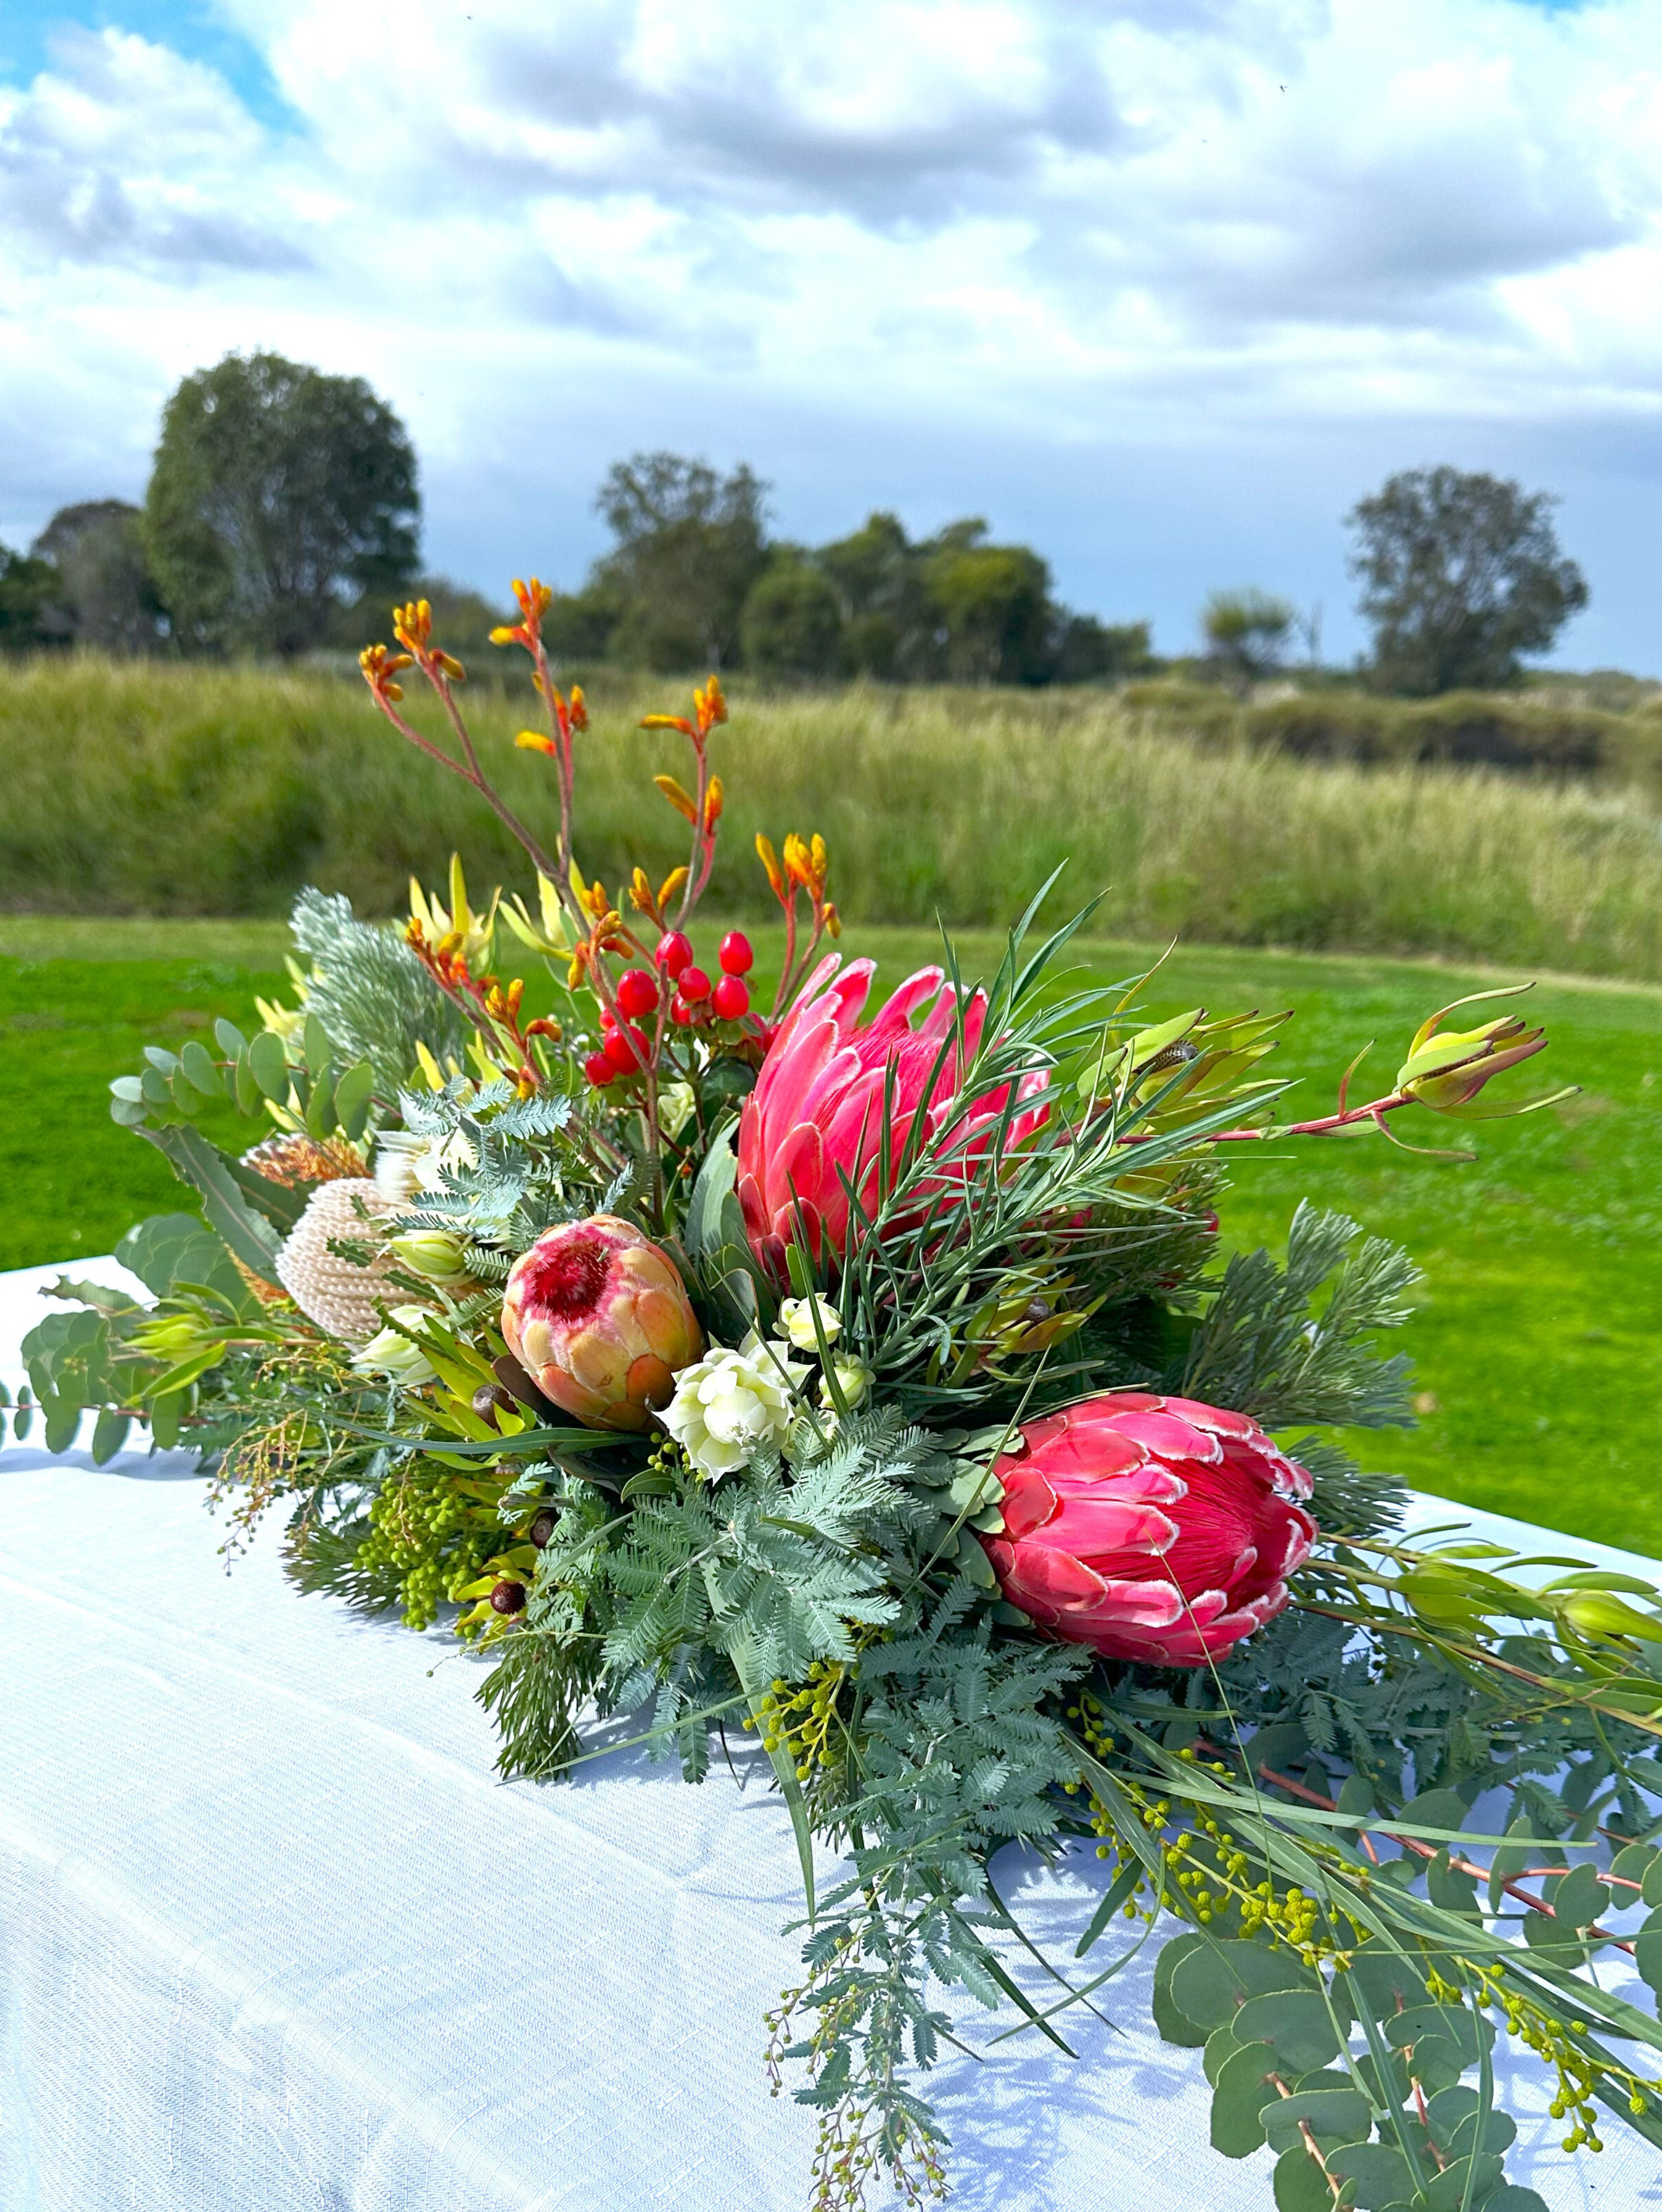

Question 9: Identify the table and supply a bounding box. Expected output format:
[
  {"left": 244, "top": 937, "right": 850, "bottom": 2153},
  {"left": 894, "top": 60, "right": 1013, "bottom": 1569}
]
[{"left": 2, "top": 1257, "right": 1657, "bottom": 2211}]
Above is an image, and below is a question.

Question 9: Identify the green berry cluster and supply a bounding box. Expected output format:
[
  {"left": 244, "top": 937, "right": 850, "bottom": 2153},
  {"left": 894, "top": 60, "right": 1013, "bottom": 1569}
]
[{"left": 355, "top": 1469, "right": 516, "bottom": 1633}]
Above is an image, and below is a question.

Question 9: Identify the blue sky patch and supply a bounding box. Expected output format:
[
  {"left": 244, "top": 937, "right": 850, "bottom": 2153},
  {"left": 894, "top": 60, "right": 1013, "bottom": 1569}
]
[{"left": 0, "top": 1, "right": 291, "bottom": 128}]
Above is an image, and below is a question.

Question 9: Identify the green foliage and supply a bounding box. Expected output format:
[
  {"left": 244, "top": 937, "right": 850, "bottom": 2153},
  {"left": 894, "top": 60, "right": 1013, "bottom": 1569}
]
[
  {"left": 0, "top": 541, "right": 66, "bottom": 652},
  {"left": 587, "top": 450, "right": 771, "bottom": 670},
  {"left": 1348, "top": 467, "right": 1589, "bottom": 696},
  {"left": 143, "top": 350, "right": 419, "bottom": 656},
  {"left": 1203, "top": 588, "right": 1297, "bottom": 687},
  {"left": 923, "top": 535, "right": 1053, "bottom": 684},
  {"left": 1184, "top": 1201, "right": 1417, "bottom": 1433},
  {"left": 741, "top": 557, "right": 848, "bottom": 678},
  {"left": 290, "top": 888, "right": 466, "bottom": 1097},
  {"left": 31, "top": 501, "right": 168, "bottom": 655}
]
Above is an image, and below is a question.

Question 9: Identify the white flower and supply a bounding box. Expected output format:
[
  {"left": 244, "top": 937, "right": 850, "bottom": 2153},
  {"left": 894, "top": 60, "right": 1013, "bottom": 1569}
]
[
  {"left": 779, "top": 1293, "right": 843, "bottom": 1353},
  {"left": 661, "top": 1332, "right": 808, "bottom": 1480},
  {"left": 819, "top": 1358, "right": 872, "bottom": 1412},
  {"left": 373, "top": 1132, "right": 429, "bottom": 1203},
  {"left": 351, "top": 1306, "right": 438, "bottom": 1388},
  {"left": 658, "top": 1080, "right": 697, "bottom": 1142}
]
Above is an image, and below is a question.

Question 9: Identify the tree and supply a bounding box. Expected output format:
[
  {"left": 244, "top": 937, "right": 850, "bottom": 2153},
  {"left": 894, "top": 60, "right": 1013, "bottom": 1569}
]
[
  {"left": 1054, "top": 615, "right": 1154, "bottom": 684},
  {"left": 0, "top": 544, "right": 67, "bottom": 652},
  {"left": 925, "top": 535, "right": 1053, "bottom": 684},
  {"left": 1348, "top": 466, "right": 1588, "bottom": 695},
  {"left": 1203, "top": 589, "right": 1296, "bottom": 689},
  {"left": 32, "top": 500, "right": 168, "bottom": 654},
  {"left": 740, "top": 556, "right": 846, "bottom": 677},
  {"left": 143, "top": 351, "right": 419, "bottom": 656},
  {"left": 817, "top": 511, "right": 933, "bottom": 679},
  {"left": 593, "top": 452, "right": 769, "bottom": 670}
]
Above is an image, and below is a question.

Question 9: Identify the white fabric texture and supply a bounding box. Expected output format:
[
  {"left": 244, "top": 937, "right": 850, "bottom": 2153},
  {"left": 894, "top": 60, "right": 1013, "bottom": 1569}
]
[{"left": 1, "top": 1256, "right": 1658, "bottom": 2212}]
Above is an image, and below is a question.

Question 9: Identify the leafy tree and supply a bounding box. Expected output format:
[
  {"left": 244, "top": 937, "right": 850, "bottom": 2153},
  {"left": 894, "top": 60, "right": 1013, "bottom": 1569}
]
[
  {"left": 0, "top": 543, "right": 68, "bottom": 652},
  {"left": 739, "top": 556, "right": 846, "bottom": 677},
  {"left": 925, "top": 534, "right": 1053, "bottom": 684},
  {"left": 143, "top": 351, "right": 419, "bottom": 656},
  {"left": 32, "top": 500, "right": 168, "bottom": 654},
  {"left": 1348, "top": 465, "right": 1588, "bottom": 694},
  {"left": 1203, "top": 588, "right": 1296, "bottom": 689},
  {"left": 592, "top": 451, "right": 768, "bottom": 670},
  {"left": 817, "top": 511, "right": 933, "bottom": 679},
  {"left": 1054, "top": 614, "right": 1154, "bottom": 684}
]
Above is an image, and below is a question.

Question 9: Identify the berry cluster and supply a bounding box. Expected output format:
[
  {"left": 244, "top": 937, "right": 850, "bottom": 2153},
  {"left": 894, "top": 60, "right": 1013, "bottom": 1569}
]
[{"left": 584, "top": 928, "right": 757, "bottom": 1087}]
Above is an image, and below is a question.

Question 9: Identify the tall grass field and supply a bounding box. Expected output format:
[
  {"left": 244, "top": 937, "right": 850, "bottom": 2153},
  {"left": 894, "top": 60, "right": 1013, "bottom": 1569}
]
[{"left": 8, "top": 660, "right": 1662, "bottom": 979}]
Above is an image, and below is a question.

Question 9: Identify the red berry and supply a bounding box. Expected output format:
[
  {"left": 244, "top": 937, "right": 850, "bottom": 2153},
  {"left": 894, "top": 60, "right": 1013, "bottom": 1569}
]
[
  {"left": 617, "top": 967, "right": 660, "bottom": 1019},
  {"left": 598, "top": 1003, "right": 616, "bottom": 1031},
  {"left": 679, "top": 965, "right": 711, "bottom": 1004},
  {"left": 713, "top": 974, "right": 750, "bottom": 1021},
  {"left": 584, "top": 1050, "right": 614, "bottom": 1087},
  {"left": 655, "top": 931, "right": 694, "bottom": 978},
  {"left": 604, "top": 1024, "right": 650, "bottom": 1074},
  {"left": 670, "top": 996, "right": 693, "bottom": 1026},
  {"left": 718, "top": 930, "right": 755, "bottom": 976}
]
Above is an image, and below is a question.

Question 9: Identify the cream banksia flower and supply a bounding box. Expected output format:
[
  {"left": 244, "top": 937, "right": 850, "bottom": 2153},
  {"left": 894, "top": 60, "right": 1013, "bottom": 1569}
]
[
  {"left": 661, "top": 1334, "right": 808, "bottom": 1481},
  {"left": 274, "top": 1178, "right": 397, "bottom": 1342}
]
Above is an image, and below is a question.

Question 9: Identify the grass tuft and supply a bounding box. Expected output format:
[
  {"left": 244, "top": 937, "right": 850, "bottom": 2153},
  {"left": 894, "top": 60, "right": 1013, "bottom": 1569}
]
[{"left": 7, "top": 661, "right": 1662, "bottom": 978}]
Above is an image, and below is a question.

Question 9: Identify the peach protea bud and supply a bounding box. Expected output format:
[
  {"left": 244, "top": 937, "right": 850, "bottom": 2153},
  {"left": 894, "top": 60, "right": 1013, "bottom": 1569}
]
[{"left": 501, "top": 1216, "right": 704, "bottom": 1432}]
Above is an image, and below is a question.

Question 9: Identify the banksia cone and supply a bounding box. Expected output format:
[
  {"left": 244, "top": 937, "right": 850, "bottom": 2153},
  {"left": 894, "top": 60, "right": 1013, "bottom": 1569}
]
[
  {"left": 274, "top": 1179, "right": 397, "bottom": 1342},
  {"left": 982, "top": 1392, "right": 1316, "bottom": 1667},
  {"left": 501, "top": 1215, "right": 704, "bottom": 1432}
]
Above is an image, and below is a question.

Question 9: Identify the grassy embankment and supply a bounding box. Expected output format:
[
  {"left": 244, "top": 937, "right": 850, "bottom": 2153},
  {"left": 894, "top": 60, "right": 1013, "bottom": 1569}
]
[
  {"left": 2, "top": 914, "right": 1655, "bottom": 1554},
  {"left": 7, "top": 660, "right": 1662, "bottom": 978}
]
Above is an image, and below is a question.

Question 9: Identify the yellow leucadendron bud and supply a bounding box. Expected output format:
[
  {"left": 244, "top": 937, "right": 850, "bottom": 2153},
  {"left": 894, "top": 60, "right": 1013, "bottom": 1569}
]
[{"left": 387, "top": 1230, "right": 474, "bottom": 1286}]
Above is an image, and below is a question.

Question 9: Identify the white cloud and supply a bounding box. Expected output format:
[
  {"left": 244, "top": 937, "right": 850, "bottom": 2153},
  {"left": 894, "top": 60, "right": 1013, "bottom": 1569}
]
[{"left": 4, "top": 0, "right": 1662, "bottom": 661}]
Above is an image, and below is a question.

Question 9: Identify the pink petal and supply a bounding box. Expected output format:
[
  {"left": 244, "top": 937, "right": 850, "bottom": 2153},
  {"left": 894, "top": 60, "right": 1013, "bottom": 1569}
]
[
  {"left": 1105, "top": 1408, "right": 1223, "bottom": 1463},
  {"left": 1000, "top": 1466, "right": 1059, "bottom": 1540},
  {"left": 1026, "top": 1424, "right": 1149, "bottom": 1480},
  {"left": 768, "top": 1121, "right": 826, "bottom": 1226},
  {"left": 1159, "top": 1396, "right": 1260, "bottom": 1440},
  {"left": 1001, "top": 1544, "right": 1111, "bottom": 1614},
  {"left": 866, "top": 967, "right": 946, "bottom": 1039},
  {"left": 1046, "top": 1494, "right": 1179, "bottom": 1557},
  {"left": 1076, "top": 1574, "right": 1186, "bottom": 1628}
]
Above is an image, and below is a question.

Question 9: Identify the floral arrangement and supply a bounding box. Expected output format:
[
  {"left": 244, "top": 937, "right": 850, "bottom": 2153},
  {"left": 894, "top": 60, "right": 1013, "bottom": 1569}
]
[{"left": 12, "top": 580, "right": 1662, "bottom": 2212}]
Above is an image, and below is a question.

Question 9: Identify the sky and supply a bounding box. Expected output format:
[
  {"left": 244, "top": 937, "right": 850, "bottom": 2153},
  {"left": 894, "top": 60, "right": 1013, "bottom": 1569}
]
[{"left": 2, "top": 0, "right": 1660, "bottom": 667}]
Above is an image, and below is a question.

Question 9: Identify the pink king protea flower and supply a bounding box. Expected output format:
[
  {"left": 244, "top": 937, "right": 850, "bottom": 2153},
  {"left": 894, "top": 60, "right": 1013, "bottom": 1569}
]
[
  {"left": 982, "top": 1392, "right": 1316, "bottom": 1667},
  {"left": 736, "top": 955, "right": 1048, "bottom": 1279},
  {"left": 502, "top": 1215, "right": 704, "bottom": 1431}
]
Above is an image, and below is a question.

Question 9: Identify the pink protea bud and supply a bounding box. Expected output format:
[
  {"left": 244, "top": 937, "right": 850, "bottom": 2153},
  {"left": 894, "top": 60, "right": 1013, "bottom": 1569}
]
[
  {"left": 735, "top": 955, "right": 1049, "bottom": 1281},
  {"left": 501, "top": 1215, "right": 705, "bottom": 1432},
  {"left": 981, "top": 1391, "right": 1316, "bottom": 1668}
]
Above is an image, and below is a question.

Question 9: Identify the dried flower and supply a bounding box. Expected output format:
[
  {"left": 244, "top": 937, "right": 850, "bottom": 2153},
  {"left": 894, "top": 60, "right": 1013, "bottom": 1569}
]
[{"left": 242, "top": 1133, "right": 366, "bottom": 1187}]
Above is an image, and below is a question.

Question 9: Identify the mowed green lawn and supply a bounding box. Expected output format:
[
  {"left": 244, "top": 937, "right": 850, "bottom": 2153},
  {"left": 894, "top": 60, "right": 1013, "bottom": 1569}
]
[{"left": 1, "top": 915, "right": 1657, "bottom": 1554}]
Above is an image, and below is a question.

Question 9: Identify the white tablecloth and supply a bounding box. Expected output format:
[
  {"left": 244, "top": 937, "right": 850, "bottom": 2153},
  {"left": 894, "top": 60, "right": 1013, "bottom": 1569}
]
[{"left": 1, "top": 1258, "right": 1657, "bottom": 2212}]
